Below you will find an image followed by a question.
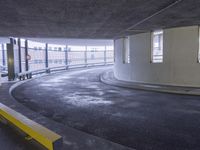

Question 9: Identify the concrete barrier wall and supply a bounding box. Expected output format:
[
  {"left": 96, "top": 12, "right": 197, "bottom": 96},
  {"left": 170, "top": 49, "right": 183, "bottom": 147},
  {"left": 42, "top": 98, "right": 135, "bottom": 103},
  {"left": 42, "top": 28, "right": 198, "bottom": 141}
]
[{"left": 114, "top": 26, "right": 200, "bottom": 87}]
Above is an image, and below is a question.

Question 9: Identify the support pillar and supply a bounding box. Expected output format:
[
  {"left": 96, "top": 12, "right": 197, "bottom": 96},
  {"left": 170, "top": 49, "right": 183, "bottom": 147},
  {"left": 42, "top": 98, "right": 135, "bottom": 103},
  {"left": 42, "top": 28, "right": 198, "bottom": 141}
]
[
  {"left": 45, "top": 43, "right": 48, "bottom": 69},
  {"left": 85, "top": 46, "right": 87, "bottom": 66},
  {"left": 18, "top": 39, "right": 22, "bottom": 73},
  {"left": 25, "top": 40, "right": 29, "bottom": 71},
  {"left": 7, "top": 38, "right": 20, "bottom": 81},
  {"left": 65, "top": 45, "right": 68, "bottom": 68},
  {"left": 2, "top": 44, "right": 6, "bottom": 70},
  {"left": 104, "top": 46, "right": 107, "bottom": 65}
]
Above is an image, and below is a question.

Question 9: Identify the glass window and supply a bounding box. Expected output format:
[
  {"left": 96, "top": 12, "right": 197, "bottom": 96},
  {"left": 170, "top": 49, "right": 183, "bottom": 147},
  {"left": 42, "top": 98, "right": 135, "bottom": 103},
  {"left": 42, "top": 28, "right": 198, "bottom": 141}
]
[
  {"left": 152, "top": 30, "right": 163, "bottom": 63},
  {"left": 198, "top": 27, "right": 200, "bottom": 63},
  {"left": 123, "top": 37, "right": 130, "bottom": 64}
]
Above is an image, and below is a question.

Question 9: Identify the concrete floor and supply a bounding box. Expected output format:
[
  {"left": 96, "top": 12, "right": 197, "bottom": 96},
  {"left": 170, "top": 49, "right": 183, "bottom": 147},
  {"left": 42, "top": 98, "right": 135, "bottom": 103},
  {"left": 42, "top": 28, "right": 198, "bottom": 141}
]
[
  {"left": 0, "top": 83, "right": 42, "bottom": 150},
  {"left": 12, "top": 67, "right": 200, "bottom": 150},
  {"left": 0, "top": 76, "right": 132, "bottom": 150},
  {"left": 0, "top": 123, "right": 41, "bottom": 150}
]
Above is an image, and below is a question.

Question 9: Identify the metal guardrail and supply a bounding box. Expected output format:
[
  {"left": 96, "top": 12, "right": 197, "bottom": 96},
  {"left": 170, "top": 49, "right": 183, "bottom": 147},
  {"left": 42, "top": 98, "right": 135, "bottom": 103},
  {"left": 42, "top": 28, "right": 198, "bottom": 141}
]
[
  {"left": 0, "top": 65, "right": 7, "bottom": 70},
  {"left": 1, "top": 40, "right": 114, "bottom": 80},
  {"left": 18, "top": 62, "right": 114, "bottom": 80},
  {"left": 17, "top": 48, "right": 114, "bottom": 79},
  {"left": 0, "top": 65, "right": 8, "bottom": 77}
]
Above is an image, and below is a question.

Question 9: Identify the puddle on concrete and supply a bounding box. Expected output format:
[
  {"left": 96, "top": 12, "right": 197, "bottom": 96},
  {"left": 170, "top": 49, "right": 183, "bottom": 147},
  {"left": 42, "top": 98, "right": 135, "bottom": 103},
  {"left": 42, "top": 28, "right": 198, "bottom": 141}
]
[
  {"left": 63, "top": 93, "right": 113, "bottom": 107},
  {"left": 87, "top": 85, "right": 99, "bottom": 89},
  {"left": 39, "top": 83, "right": 52, "bottom": 87},
  {"left": 95, "top": 91, "right": 105, "bottom": 96},
  {"left": 40, "top": 82, "right": 67, "bottom": 87},
  {"left": 46, "top": 76, "right": 72, "bottom": 83}
]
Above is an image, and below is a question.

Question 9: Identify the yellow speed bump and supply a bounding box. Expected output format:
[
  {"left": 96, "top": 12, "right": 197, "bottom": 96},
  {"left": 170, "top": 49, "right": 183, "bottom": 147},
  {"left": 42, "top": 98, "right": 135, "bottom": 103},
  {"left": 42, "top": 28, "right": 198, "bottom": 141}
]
[{"left": 0, "top": 103, "right": 62, "bottom": 150}]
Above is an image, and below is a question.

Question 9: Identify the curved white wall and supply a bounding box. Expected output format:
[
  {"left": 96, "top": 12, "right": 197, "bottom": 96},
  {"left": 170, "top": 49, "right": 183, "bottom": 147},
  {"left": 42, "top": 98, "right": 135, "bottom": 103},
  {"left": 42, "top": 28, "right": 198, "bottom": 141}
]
[{"left": 114, "top": 26, "right": 200, "bottom": 87}]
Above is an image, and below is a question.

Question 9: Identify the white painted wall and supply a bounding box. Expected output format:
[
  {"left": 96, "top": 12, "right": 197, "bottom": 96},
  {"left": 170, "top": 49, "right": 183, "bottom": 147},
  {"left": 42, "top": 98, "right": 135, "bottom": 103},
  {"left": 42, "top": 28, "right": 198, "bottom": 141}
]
[{"left": 114, "top": 26, "right": 200, "bottom": 87}]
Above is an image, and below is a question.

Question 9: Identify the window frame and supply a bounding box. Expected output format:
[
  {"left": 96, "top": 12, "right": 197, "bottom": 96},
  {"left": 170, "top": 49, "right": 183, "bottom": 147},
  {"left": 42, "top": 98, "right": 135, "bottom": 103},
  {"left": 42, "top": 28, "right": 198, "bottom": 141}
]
[
  {"left": 198, "top": 26, "right": 200, "bottom": 63},
  {"left": 151, "top": 30, "right": 164, "bottom": 63},
  {"left": 123, "top": 37, "right": 130, "bottom": 64}
]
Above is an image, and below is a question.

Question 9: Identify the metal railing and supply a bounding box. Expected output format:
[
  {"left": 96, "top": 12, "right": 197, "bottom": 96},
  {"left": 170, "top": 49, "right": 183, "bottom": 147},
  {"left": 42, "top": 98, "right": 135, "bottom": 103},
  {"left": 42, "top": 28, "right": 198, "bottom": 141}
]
[
  {"left": 18, "top": 40, "right": 114, "bottom": 76},
  {"left": 1, "top": 39, "right": 114, "bottom": 79},
  {"left": 21, "top": 49, "right": 113, "bottom": 72},
  {"left": 27, "top": 50, "right": 114, "bottom": 76},
  {"left": 0, "top": 44, "right": 8, "bottom": 75},
  {"left": 17, "top": 51, "right": 114, "bottom": 78}
]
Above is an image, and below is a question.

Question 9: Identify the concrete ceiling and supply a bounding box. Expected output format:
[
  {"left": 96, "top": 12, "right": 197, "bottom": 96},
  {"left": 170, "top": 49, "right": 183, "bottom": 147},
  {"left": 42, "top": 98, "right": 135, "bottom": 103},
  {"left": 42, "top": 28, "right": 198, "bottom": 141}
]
[{"left": 0, "top": 0, "right": 199, "bottom": 39}]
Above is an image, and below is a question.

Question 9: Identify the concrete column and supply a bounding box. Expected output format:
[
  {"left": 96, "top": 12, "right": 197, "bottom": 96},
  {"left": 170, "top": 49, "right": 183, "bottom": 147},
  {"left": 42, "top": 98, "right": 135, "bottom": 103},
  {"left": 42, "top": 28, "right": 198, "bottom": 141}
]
[
  {"left": 65, "top": 45, "right": 68, "bottom": 67},
  {"left": 104, "top": 46, "right": 107, "bottom": 65},
  {"left": 45, "top": 43, "right": 48, "bottom": 69},
  {"left": 25, "top": 40, "right": 29, "bottom": 71},
  {"left": 2, "top": 44, "right": 6, "bottom": 70},
  {"left": 7, "top": 38, "right": 20, "bottom": 81},
  {"left": 18, "top": 39, "right": 22, "bottom": 73},
  {"left": 85, "top": 46, "right": 87, "bottom": 66},
  {"left": 114, "top": 26, "right": 200, "bottom": 87}
]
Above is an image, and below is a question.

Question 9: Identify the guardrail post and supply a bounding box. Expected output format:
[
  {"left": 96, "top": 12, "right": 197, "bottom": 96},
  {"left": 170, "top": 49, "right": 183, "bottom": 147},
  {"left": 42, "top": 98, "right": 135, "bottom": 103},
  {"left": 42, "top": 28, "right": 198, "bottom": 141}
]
[
  {"left": 85, "top": 46, "right": 87, "bottom": 67},
  {"left": 18, "top": 38, "right": 22, "bottom": 73},
  {"left": 25, "top": 40, "right": 29, "bottom": 71},
  {"left": 104, "top": 46, "right": 107, "bottom": 65},
  {"left": 2, "top": 44, "right": 6, "bottom": 71},
  {"left": 65, "top": 45, "right": 68, "bottom": 69},
  {"left": 45, "top": 43, "right": 49, "bottom": 72}
]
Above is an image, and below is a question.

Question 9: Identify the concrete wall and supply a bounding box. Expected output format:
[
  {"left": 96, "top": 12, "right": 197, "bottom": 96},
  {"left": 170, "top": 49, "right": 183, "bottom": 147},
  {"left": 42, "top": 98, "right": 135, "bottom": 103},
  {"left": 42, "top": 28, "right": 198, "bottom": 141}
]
[{"left": 114, "top": 26, "right": 200, "bottom": 87}]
